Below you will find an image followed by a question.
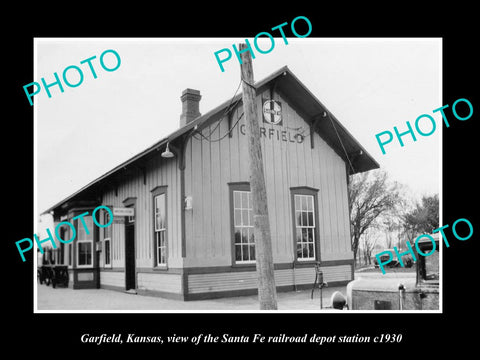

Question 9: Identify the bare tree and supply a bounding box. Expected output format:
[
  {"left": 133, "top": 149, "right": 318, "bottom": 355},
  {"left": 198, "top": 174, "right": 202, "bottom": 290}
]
[
  {"left": 381, "top": 215, "right": 402, "bottom": 249},
  {"left": 361, "top": 228, "right": 378, "bottom": 265},
  {"left": 348, "top": 169, "right": 402, "bottom": 265}
]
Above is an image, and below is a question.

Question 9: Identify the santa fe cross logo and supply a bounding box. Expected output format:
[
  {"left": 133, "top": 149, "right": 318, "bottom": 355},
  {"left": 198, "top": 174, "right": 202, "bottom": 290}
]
[{"left": 263, "top": 99, "right": 282, "bottom": 125}]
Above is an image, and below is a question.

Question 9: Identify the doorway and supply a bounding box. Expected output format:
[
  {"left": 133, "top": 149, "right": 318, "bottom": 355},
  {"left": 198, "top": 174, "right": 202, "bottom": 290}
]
[{"left": 125, "top": 221, "right": 136, "bottom": 291}]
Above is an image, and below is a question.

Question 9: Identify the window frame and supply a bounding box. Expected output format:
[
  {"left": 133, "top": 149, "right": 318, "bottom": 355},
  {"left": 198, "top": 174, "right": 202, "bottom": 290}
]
[
  {"left": 76, "top": 215, "right": 94, "bottom": 269},
  {"left": 290, "top": 187, "right": 320, "bottom": 263},
  {"left": 151, "top": 186, "right": 168, "bottom": 268},
  {"left": 229, "top": 183, "right": 256, "bottom": 266},
  {"left": 103, "top": 210, "right": 112, "bottom": 268},
  {"left": 77, "top": 240, "right": 93, "bottom": 268},
  {"left": 68, "top": 242, "right": 73, "bottom": 267}
]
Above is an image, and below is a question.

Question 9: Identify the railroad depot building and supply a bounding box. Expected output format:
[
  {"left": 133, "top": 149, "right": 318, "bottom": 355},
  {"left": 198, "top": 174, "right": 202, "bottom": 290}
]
[{"left": 43, "top": 66, "right": 378, "bottom": 300}]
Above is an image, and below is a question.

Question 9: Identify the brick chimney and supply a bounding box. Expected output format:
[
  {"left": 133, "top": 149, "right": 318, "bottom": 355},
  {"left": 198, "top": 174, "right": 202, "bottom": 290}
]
[{"left": 180, "top": 88, "right": 201, "bottom": 127}]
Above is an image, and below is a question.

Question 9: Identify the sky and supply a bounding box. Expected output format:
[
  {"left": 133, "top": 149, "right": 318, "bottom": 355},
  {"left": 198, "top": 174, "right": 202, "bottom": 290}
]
[{"left": 35, "top": 38, "right": 441, "bottom": 228}]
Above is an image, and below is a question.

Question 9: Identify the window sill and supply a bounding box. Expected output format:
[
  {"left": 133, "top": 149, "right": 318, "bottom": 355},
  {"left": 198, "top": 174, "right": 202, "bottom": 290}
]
[
  {"left": 232, "top": 262, "right": 256, "bottom": 268},
  {"left": 293, "top": 260, "right": 318, "bottom": 267},
  {"left": 153, "top": 265, "right": 169, "bottom": 271}
]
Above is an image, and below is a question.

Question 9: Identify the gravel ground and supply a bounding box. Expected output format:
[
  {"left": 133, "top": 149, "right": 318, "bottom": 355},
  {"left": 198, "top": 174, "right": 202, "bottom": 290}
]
[{"left": 36, "top": 283, "right": 347, "bottom": 312}]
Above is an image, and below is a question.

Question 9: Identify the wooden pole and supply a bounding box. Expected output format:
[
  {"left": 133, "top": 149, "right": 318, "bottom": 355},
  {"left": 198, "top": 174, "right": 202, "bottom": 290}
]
[{"left": 238, "top": 43, "right": 278, "bottom": 310}]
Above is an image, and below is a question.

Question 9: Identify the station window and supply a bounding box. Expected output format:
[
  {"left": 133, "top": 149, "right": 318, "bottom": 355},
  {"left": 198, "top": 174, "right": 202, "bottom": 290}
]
[
  {"left": 77, "top": 215, "right": 93, "bottom": 267},
  {"left": 103, "top": 211, "right": 111, "bottom": 267},
  {"left": 230, "top": 184, "right": 255, "bottom": 265},
  {"left": 291, "top": 188, "right": 318, "bottom": 261},
  {"left": 154, "top": 192, "right": 167, "bottom": 267},
  {"left": 58, "top": 227, "right": 65, "bottom": 264},
  {"left": 68, "top": 243, "right": 72, "bottom": 267}
]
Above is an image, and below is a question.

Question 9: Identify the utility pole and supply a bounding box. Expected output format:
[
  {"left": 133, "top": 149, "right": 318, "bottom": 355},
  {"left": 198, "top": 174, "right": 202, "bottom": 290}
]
[{"left": 238, "top": 43, "right": 278, "bottom": 310}]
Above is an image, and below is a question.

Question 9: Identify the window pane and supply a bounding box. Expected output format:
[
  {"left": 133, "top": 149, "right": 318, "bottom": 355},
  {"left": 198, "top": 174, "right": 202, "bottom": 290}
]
[
  {"left": 78, "top": 242, "right": 92, "bottom": 265},
  {"left": 242, "top": 245, "right": 249, "bottom": 261},
  {"left": 156, "top": 231, "right": 166, "bottom": 265},
  {"left": 306, "top": 196, "right": 313, "bottom": 211},
  {"left": 104, "top": 218, "right": 111, "bottom": 238},
  {"left": 249, "top": 209, "right": 253, "bottom": 227},
  {"left": 301, "top": 196, "right": 307, "bottom": 211},
  {"left": 241, "top": 192, "right": 248, "bottom": 208},
  {"left": 249, "top": 244, "right": 255, "bottom": 261},
  {"left": 295, "top": 195, "right": 300, "bottom": 210},
  {"left": 155, "top": 194, "right": 166, "bottom": 231},
  {"left": 234, "top": 228, "right": 241, "bottom": 244},
  {"left": 301, "top": 228, "right": 308, "bottom": 242},
  {"left": 234, "top": 209, "right": 241, "bottom": 226},
  {"left": 249, "top": 228, "right": 255, "bottom": 244},
  {"left": 302, "top": 211, "right": 308, "bottom": 227},
  {"left": 296, "top": 211, "right": 302, "bottom": 226},
  {"left": 162, "top": 231, "right": 167, "bottom": 247},
  {"left": 241, "top": 229, "right": 248, "bottom": 244},
  {"left": 308, "top": 243, "right": 314, "bottom": 258},
  {"left": 77, "top": 216, "right": 93, "bottom": 240},
  {"left": 105, "top": 240, "right": 110, "bottom": 265},
  {"left": 157, "top": 195, "right": 166, "bottom": 228},
  {"left": 242, "top": 209, "right": 249, "bottom": 226},
  {"left": 160, "top": 210, "right": 165, "bottom": 230},
  {"left": 302, "top": 243, "right": 308, "bottom": 258},
  {"left": 235, "top": 244, "right": 242, "bottom": 261},
  {"left": 307, "top": 212, "right": 314, "bottom": 227}
]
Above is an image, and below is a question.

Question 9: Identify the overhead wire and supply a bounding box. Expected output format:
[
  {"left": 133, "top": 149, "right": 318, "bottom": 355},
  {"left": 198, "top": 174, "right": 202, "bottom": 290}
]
[
  {"left": 194, "top": 111, "right": 245, "bottom": 143},
  {"left": 326, "top": 112, "right": 355, "bottom": 174},
  {"left": 194, "top": 78, "right": 243, "bottom": 141}
]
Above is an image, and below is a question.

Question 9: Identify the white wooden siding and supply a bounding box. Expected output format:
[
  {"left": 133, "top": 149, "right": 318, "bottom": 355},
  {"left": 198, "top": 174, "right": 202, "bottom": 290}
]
[
  {"left": 137, "top": 272, "right": 182, "bottom": 294},
  {"left": 184, "top": 90, "right": 353, "bottom": 267},
  {"left": 101, "top": 155, "right": 182, "bottom": 270},
  {"left": 187, "top": 265, "right": 352, "bottom": 294},
  {"left": 100, "top": 271, "right": 124, "bottom": 289}
]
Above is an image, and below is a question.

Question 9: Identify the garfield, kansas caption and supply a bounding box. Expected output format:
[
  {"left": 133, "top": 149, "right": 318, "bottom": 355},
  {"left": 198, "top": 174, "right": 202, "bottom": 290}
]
[{"left": 81, "top": 333, "right": 164, "bottom": 345}]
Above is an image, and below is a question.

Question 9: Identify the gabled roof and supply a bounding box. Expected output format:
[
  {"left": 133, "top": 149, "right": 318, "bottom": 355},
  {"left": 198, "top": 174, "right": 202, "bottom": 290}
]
[{"left": 43, "top": 66, "right": 379, "bottom": 215}]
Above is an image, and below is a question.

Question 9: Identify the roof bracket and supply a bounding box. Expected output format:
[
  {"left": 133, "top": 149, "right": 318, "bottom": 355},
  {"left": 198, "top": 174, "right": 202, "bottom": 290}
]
[{"left": 309, "top": 114, "right": 323, "bottom": 149}]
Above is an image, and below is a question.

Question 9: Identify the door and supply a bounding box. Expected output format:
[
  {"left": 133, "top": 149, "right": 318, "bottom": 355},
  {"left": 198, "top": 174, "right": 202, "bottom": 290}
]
[{"left": 125, "top": 222, "right": 136, "bottom": 291}]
